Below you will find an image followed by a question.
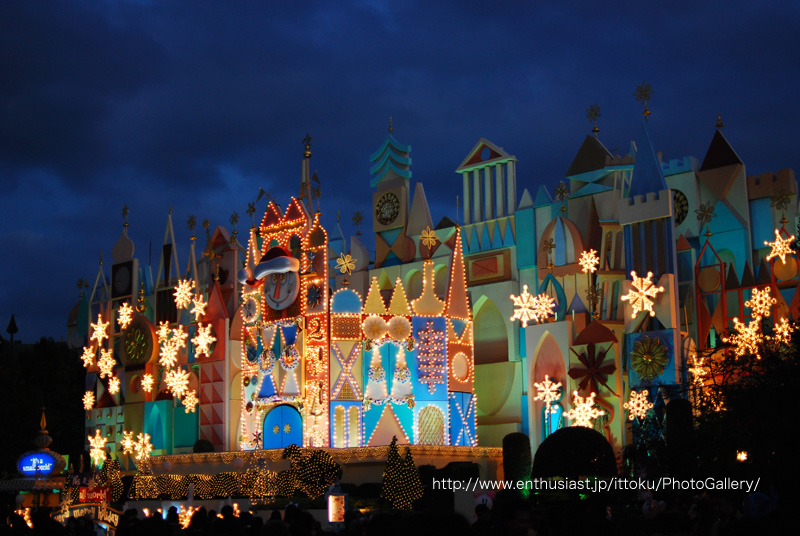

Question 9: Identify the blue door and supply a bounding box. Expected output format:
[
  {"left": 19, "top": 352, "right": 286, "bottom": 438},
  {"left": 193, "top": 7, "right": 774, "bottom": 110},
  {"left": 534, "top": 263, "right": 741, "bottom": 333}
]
[{"left": 263, "top": 405, "right": 303, "bottom": 449}]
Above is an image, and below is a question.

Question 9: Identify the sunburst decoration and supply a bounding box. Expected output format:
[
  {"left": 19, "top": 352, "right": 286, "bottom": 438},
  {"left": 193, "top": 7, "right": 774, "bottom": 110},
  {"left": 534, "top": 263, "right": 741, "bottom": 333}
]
[
  {"left": 183, "top": 390, "right": 199, "bottom": 413},
  {"left": 81, "top": 346, "right": 95, "bottom": 368},
  {"left": 88, "top": 430, "right": 107, "bottom": 467},
  {"left": 620, "top": 271, "right": 664, "bottom": 318},
  {"left": 745, "top": 287, "right": 776, "bottom": 319},
  {"left": 630, "top": 336, "right": 669, "bottom": 379},
  {"left": 117, "top": 302, "right": 134, "bottom": 329},
  {"left": 97, "top": 349, "right": 115, "bottom": 379},
  {"left": 722, "top": 317, "right": 762, "bottom": 359},
  {"left": 624, "top": 390, "right": 654, "bottom": 421},
  {"left": 772, "top": 317, "right": 794, "bottom": 345},
  {"left": 420, "top": 226, "right": 439, "bottom": 249},
  {"left": 133, "top": 433, "right": 153, "bottom": 463},
  {"left": 141, "top": 374, "right": 154, "bottom": 393},
  {"left": 83, "top": 391, "right": 95, "bottom": 410},
  {"left": 165, "top": 367, "right": 190, "bottom": 399},
  {"left": 569, "top": 343, "right": 616, "bottom": 394},
  {"left": 579, "top": 249, "right": 599, "bottom": 274},
  {"left": 90, "top": 314, "right": 109, "bottom": 346},
  {"left": 191, "top": 295, "right": 207, "bottom": 322},
  {"left": 765, "top": 229, "right": 795, "bottom": 264},
  {"left": 335, "top": 253, "right": 356, "bottom": 275},
  {"left": 563, "top": 391, "right": 605, "bottom": 428},
  {"left": 173, "top": 279, "right": 195, "bottom": 309},
  {"left": 192, "top": 323, "right": 216, "bottom": 358},
  {"left": 121, "top": 431, "right": 135, "bottom": 455},
  {"left": 108, "top": 376, "right": 120, "bottom": 394}
]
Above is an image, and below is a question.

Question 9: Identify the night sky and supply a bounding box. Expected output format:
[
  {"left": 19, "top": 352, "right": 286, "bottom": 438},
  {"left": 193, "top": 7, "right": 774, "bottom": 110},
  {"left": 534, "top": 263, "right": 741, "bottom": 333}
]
[{"left": 2, "top": 1, "right": 798, "bottom": 342}]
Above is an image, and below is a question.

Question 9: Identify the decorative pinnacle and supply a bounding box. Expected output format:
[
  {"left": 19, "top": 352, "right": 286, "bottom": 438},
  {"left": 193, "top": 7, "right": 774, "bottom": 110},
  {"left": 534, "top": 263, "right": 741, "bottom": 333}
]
[
  {"left": 99, "top": 250, "right": 104, "bottom": 265},
  {"left": 122, "top": 205, "right": 129, "bottom": 228},
  {"left": 586, "top": 103, "right": 601, "bottom": 136},
  {"left": 303, "top": 133, "right": 312, "bottom": 159},
  {"left": 634, "top": 81, "right": 653, "bottom": 120},
  {"left": 352, "top": 211, "right": 363, "bottom": 236},
  {"left": 716, "top": 113, "right": 725, "bottom": 129},
  {"left": 389, "top": 115, "right": 393, "bottom": 133},
  {"left": 247, "top": 202, "right": 256, "bottom": 227},
  {"left": 187, "top": 215, "right": 196, "bottom": 240}
]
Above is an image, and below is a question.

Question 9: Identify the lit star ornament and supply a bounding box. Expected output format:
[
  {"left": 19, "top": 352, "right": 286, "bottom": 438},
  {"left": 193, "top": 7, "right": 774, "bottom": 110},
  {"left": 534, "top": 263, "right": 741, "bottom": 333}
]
[
  {"left": 183, "top": 390, "right": 199, "bottom": 413},
  {"left": 117, "top": 302, "right": 134, "bottom": 329},
  {"left": 765, "top": 229, "right": 795, "bottom": 264},
  {"left": 83, "top": 391, "right": 95, "bottom": 410},
  {"left": 563, "top": 391, "right": 605, "bottom": 428},
  {"left": 579, "top": 249, "right": 599, "bottom": 274},
  {"left": 173, "top": 279, "right": 195, "bottom": 309},
  {"left": 190, "top": 295, "right": 207, "bottom": 322},
  {"left": 192, "top": 323, "right": 216, "bottom": 358},
  {"left": 81, "top": 346, "right": 95, "bottom": 368},
  {"left": 624, "top": 390, "right": 654, "bottom": 421},
  {"left": 88, "top": 430, "right": 108, "bottom": 467},
  {"left": 90, "top": 314, "right": 109, "bottom": 346},
  {"left": 141, "top": 374, "right": 154, "bottom": 393},
  {"left": 620, "top": 271, "right": 665, "bottom": 318}
]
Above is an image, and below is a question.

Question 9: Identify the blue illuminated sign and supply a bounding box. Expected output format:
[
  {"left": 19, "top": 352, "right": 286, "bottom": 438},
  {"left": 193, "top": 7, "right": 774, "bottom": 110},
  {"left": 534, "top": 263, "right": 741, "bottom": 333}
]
[{"left": 18, "top": 453, "right": 56, "bottom": 476}]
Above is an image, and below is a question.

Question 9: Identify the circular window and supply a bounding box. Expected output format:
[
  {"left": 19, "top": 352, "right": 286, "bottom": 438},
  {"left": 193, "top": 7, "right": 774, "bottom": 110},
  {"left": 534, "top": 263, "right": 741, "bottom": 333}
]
[{"left": 451, "top": 352, "right": 472, "bottom": 382}]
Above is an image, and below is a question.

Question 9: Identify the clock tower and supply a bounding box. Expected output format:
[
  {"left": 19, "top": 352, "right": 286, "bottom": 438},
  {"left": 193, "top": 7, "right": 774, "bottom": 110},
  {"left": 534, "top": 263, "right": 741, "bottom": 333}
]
[{"left": 371, "top": 123, "right": 413, "bottom": 267}]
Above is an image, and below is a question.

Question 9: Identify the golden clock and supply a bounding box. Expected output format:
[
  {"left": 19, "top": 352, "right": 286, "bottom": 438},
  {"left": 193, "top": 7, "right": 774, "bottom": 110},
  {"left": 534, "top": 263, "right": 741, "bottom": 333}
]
[{"left": 375, "top": 192, "right": 400, "bottom": 225}]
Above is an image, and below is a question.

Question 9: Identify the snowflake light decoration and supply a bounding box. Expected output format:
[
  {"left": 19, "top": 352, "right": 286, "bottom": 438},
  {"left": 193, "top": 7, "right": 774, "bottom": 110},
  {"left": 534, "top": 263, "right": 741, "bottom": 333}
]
[
  {"left": 624, "top": 390, "right": 654, "bottom": 421},
  {"left": 165, "top": 367, "right": 190, "bottom": 399},
  {"left": 88, "top": 430, "right": 107, "bottom": 467},
  {"left": 83, "top": 391, "right": 95, "bottom": 410},
  {"left": 81, "top": 346, "right": 95, "bottom": 368},
  {"left": 192, "top": 323, "right": 216, "bottom": 358},
  {"left": 533, "top": 375, "right": 562, "bottom": 412},
  {"left": 108, "top": 376, "right": 120, "bottom": 394},
  {"left": 420, "top": 226, "right": 439, "bottom": 249},
  {"left": 620, "top": 271, "right": 665, "bottom": 318},
  {"left": 133, "top": 432, "right": 152, "bottom": 463},
  {"left": 772, "top": 316, "right": 794, "bottom": 345},
  {"left": 190, "top": 295, "right": 207, "bottom": 322},
  {"left": 183, "top": 390, "right": 199, "bottom": 413},
  {"left": 510, "top": 286, "right": 556, "bottom": 327},
  {"left": 335, "top": 253, "right": 356, "bottom": 275},
  {"left": 579, "top": 249, "right": 600, "bottom": 274},
  {"left": 722, "top": 317, "right": 761, "bottom": 359},
  {"left": 174, "top": 279, "right": 195, "bottom": 309},
  {"left": 90, "top": 314, "right": 109, "bottom": 346},
  {"left": 97, "top": 349, "right": 115, "bottom": 379},
  {"left": 141, "top": 374, "right": 154, "bottom": 393},
  {"left": 563, "top": 391, "right": 605, "bottom": 428},
  {"left": 117, "top": 302, "right": 134, "bottom": 329},
  {"left": 159, "top": 340, "right": 179, "bottom": 369},
  {"left": 156, "top": 321, "right": 170, "bottom": 342},
  {"left": 171, "top": 326, "right": 188, "bottom": 349},
  {"left": 688, "top": 354, "right": 706, "bottom": 385},
  {"left": 745, "top": 287, "right": 776, "bottom": 319},
  {"left": 765, "top": 229, "right": 795, "bottom": 264},
  {"left": 121, "top": 431, "right": 135, "bottom": 455}
]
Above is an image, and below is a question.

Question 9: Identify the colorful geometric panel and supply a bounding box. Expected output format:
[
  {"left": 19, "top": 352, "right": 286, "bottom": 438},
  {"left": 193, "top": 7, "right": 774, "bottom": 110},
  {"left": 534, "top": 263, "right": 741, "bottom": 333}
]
[
  {"left": 449, "top": 392, "right": 476, "bottom": 446},
  {"left": 412, "top": 317, "right": 448, "bottom": 400},
  {"left": 466, "top": 250, "right": 512, "bottom": 286},
  {"left": 332, "top": 315, "right": 362, "bottom": 340}
]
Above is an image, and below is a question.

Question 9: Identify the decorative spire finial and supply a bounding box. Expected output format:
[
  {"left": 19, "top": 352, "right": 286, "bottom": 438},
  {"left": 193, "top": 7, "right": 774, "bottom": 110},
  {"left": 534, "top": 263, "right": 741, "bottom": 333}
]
[
  {"left": 586, "top": 103, "right": 601, "bottom": 136},
  {"left": 716, "top": 113, "right": 725, "bottom": 129},
  {"left": 389, "top": 115, "right": 393, "bottom": 133},
  {"left": 230, "top": 211, "right": 239, "bottom": 246},
  {"left": 187, "top": 215, "right": 196, "bottom": 240},
  {"left": 99, "top": 250, "right": 104, "bottom": 265},
  {"left": 634, "top": 81, "right": 653, "bottom": 120},
  {"left": 303, "top": 133, "right": 312, "bottom": 159},
  {"left": 352, "top": 211, "right": 363, "bottom": 236},
  {"left": 122, "top": 205, "right": 129, "bottom": 228}
]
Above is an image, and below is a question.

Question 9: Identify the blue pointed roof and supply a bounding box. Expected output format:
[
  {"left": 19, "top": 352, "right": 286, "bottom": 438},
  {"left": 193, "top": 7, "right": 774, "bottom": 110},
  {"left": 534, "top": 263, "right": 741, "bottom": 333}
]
[
  {"left": 533, "top": 185, "right": 553, "bottom": 207},
  {"left": 629, "top": 121, "right": 667, "bottom": 198},
  {"left": 369, "top": 134, "right": 412, "bottom": 187}
]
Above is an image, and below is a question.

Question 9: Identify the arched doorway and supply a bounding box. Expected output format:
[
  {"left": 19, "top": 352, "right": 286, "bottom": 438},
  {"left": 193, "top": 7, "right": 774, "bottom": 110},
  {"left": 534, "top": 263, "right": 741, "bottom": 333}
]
[
  {"left": 473, "top": 297, "right": 508, "bottom": 364},
  {"left": 263, "top": 405, "right": 302, "bottom": 449}
]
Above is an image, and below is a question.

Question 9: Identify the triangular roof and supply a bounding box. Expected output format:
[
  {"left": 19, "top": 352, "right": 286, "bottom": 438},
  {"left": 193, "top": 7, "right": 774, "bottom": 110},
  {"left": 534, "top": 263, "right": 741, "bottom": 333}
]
[
  {"left": 629, "top": 121, "right": 667, "bottom": 198},
  {"left": 407, "top": 182, "right": 433, "bottom": 236},
  {"left": 573, "top": 319, "right": 618, "bottom": 345},
  {"left": 533, "top": 185, "right": 552, "bottom": 208},
  {"left": 566, "top": 135, "right": 611, "bottom": 177},
  {"left": 456, "top": 138, "right": 517, "bottom": 172},
  {"left": 445, "top": 228, "right": 470, "bottom": 320},
  {"left": 700, "top": 129, "right": 743, "bottom": 171}
]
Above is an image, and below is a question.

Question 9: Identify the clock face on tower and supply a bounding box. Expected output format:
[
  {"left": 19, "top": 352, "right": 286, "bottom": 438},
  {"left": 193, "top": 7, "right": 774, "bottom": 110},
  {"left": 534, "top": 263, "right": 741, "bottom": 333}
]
[
  {"left": 242, "top": 295, "right": 261, "bottom": 323},
  {"left": 263, "top": 272, "right": 300, "bottom": 311},
  {"left": 113, "top": 263, "right": 132, "bottom": 297},
  {"left": 375, "top": 192, "right": 400, "bottom": 226}
]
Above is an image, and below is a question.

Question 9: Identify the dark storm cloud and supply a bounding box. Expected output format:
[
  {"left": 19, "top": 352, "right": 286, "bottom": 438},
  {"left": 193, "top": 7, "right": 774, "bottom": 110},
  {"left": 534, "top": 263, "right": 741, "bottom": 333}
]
[{"left": 1, "top": 0, "right": 798, "bottom": 340}]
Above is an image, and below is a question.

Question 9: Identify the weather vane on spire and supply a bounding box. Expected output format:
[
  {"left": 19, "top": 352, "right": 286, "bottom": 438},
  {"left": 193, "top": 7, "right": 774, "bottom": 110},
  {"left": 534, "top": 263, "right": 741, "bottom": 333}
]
[
  {"left": 586, "top": 103, "right": 601, "bottom": 136},
  {"left": 634, "top": 81, "right": 653, "bottom": 120}
]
